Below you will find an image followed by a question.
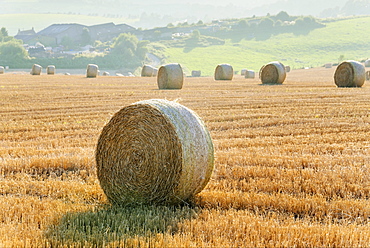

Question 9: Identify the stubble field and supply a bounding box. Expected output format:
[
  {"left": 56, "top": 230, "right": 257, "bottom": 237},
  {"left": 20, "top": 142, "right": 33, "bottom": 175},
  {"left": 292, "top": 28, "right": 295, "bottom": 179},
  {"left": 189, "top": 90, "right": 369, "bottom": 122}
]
[{"left": 1, "top": 67, "right": 370, "bottom": 247}]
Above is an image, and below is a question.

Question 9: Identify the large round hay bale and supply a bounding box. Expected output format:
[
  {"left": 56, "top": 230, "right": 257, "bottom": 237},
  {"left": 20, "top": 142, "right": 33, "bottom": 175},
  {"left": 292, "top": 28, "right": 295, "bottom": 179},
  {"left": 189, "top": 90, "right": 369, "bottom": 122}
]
[
  {"left": 46, "top": 65, "right": 55, "bottom": 75},
  {"left": 260, "top": 61, "right": 286, "bottom": 84},
  {"left": 245, "top": 70, "right": 255, "bottom": 79},
  {"left": 191, "top": 70, "right": 201, "bottom": 77},
  {"left": 157, "top": 63, "right": 184, "bottom": 89},
  {"left": 365, "top": 59, "right": 370, "bottom": 67},
  {"left": 95, "top": 99, "right": 214, "bottom": 206},
  {"left": 214, "top": 64, "right": 233, "bottom": 80},
  {"left": 334, "top": 60, "right": 365, "bottom": 87},
  {"left": 141, "top": 65, "right": 157, "bottom": 77},
  {"left": 86, "top": 64, "right": 98, "bottom": 78},
  {"left": 0, "top": 66, "right": 4, "bottom": 74},
  {"left": 30, "top": 64, "right": 42, "bottom": 75}
]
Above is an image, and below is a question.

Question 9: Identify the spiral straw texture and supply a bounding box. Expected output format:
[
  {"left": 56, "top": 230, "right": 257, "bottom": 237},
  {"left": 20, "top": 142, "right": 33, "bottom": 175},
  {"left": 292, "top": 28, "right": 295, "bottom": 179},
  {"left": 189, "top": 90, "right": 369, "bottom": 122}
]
[
  {"left": 260, "top": 61, "right": 286, "bottom": 84},
  {"left": 96, "top": 99, "right": 214, "bottom": 206},
  {"left": 334, "top": 60, "right": 365, "bottom": 87}
]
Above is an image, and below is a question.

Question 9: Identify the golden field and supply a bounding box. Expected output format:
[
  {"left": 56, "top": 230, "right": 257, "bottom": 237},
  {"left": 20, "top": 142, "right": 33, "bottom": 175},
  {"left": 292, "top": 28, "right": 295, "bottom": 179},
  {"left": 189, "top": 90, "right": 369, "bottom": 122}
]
[{"left": 1, "top": 67, "right": 370, "bottom": 247}]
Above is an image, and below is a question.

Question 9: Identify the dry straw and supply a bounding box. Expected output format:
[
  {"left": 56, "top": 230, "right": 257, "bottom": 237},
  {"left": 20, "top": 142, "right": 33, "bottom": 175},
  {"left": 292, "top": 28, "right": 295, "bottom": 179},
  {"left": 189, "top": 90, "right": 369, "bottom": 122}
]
[
  {"left": 46, "top": 65, "right": 55, "bottom": 75},
  {"left": 192, "top": 70, "right": 201, "bottom": 77},
  {"left": 141, "top": 65, "right": 157, "bottom": 77},
  {"left": 334, "top": 60, "right": 365, "bottom": 87},
  {"left": 86, "top": 64, "right": 99, "bottom": 78},
  {"left": 157, "top": 63, "right": 184, "bottom": 89},
  {"left": 260, "top": 61, "right": 286, "bottom": 84},
  {"left": 95, "top": 99, "right": 214, "bottom": 206},
  {"left": 30, "top": 64, "right": 42, "bottom": 75},
  {"left": 214, "top": 64, "right": 233, "bottom": 80},
  {"left": 0, "top": 66, "right": 4, "bottom": 74},
  {"left": 245, "top": 70, "right": 255, "bottom": 79}
]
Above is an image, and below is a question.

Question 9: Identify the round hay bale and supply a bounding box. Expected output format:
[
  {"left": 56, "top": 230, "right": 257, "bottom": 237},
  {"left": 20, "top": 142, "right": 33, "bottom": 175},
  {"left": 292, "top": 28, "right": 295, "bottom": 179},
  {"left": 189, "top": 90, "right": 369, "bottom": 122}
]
[
  {"left": 46, "top": 65, "right": 55, "bottom": 75},
  {"left": 245, "top": 70, "right": 255, "bottom": 79},
  {"left": 334, "top": 60, "right": 365, "bottom": 87},
  {"left": 365, "top": 59, "right": 370, "bottom": 67},
  {"left": 30, "top": 64, "right": 42, "bottom": 75},
  {"left": 241, "top": 69, "right": 247, "bottom": 76},
  {"left": 153, "top": 68, "right": 158, "bottom": 76},
  {"left": 325, "top": 63, "right": 332, "bottom": 68},
  {"left": 95, "top": 99, "right": 214, "bottom": 206},
  {"left": 260, "top": 61, "right": 286, "bottom": 84},
  {"left": 141, "top": 65, "right": 157, "bottom": 77},
  {"left": 102, "top": 71, "right": 110, "bottom": 76},
  {"left": 64, "top": 72, "right": 70, "bottom": 76},
  {"left": 157, "top": 63, "right": 184, "bottom": 89},
  {"left": 0, "top": 66, "right": 4, "bottom": 74},
  {"left": 285, "top": 65, "right": 291, "bottom": 73},
  {"left": 86, "top": 64, "right": 98, "bottom": 78},
  {"left": 214, "top": 64, "right": 233, "bottom": 80},
  {"left": 191, "top": 70, "right": 201, "bottom": 77},
  {"left": 366, "top": 71, "right": 370, "bottom": 81}
]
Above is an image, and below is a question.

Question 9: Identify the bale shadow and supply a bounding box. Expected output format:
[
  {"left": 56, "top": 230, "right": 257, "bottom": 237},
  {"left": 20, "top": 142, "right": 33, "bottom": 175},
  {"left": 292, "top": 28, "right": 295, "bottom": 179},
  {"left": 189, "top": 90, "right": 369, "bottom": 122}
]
[{"left": 45, "top": 204, "right": 198, "bottom": 247}]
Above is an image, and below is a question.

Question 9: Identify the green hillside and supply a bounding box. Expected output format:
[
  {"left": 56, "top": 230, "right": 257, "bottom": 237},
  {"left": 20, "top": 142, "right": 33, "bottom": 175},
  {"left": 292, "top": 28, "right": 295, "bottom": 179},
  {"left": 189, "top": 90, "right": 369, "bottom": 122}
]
[{"left": 165, "top": 17, "right": 370, "bottom": 76}]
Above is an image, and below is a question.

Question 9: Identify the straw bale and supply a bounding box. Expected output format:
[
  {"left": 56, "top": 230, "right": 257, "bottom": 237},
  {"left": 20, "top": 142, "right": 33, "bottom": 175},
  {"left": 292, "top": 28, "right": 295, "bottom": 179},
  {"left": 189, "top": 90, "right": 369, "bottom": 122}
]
[
  {"left": 191, "top": 70, "right": 201, "bottom": 77},
  {"left": 325, "top": 63, "right": 332, "bottom": 68},
  {"left": 102, "top": 71, "right": 110, "bottom": 76},
  {"left": 241, "top": 69, "right": 247, "bottom": 76},
  {"left": 30, "top": 64, "right": 42, "bottom": 75},
  {"left": 46, "top": 65, "right": 55, "bottom": 75},
  {"left": 285, "top": 65, "right": 291, "bottom": 73},
  {"left": 86, "top": 64, "right": 98, "bottom": 78},
  {"left": 366, "top": 71, "right": 370, "bottom": 81},
  {"left": 245, "top": 70, "right": 255, "bottom": 79},
  {"left": 214, "top": 64, "right": 233, "bottom": 80},
  {"left": 365, "top": 59, "right": 370, "bottom": 67},
  {"left": 260, "top": 61, "right": 286, "bottom": 84},
  {"left": 334, "top": 60, "right": 365, "bottom": 87},
  {"left": 157, "top": 63, "right": 184, "bottom": 89},
  {"left": 0, "top": 66, "right": 4, "bottom": 74},
  {"left": 96, "top": 99, "right": 214, "bottom": 206},
  {"left": 141, "top": 65, "right": 157, "bottom": 77}
]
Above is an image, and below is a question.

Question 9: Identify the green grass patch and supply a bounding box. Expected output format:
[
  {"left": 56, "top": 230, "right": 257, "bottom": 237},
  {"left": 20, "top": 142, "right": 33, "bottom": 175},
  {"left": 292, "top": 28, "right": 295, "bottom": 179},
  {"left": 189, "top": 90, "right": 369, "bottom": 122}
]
[{"left": 165, "top": 16, "right": 370, "bottom": 76}]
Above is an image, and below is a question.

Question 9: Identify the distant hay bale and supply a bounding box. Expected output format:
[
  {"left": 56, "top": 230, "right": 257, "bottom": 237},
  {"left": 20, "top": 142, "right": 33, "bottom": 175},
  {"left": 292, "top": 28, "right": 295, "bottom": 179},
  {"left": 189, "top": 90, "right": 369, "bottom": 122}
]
[
  {"left": 365, "top": 59, "right": 370, "bottom": 67},
  {"left": 260, "top": 61, "right": 286, "bottom": 84},
  {"left": 141, "top": 65, "right": 157, "bottom": 77},
  {"left": 325, "top": 63, "right": 332, "bottom": 68},
  {"left": 214, "top": 64, "right": 233, "bottom": 80},
  {"left": 64, "top": 72, "right": 70, "bottom": 76},
  {"left": 153, "top": 68, "right": 158, "bottom": 76},
  {"left": 191, "top": 70, "right": 201, "bottom": 77},
  {"left": 285, "top": 65, "right": 291, "bottom": 73},
  {"left": 102, "top": 71, "right": 110, "bottom": 76},
  {"left": 241, "top": 69, "right": 247, "bottom": 76},
  {"left": 366, "top": 71, "right": 370, "bottom": 81},
  {"left": 245, "top": 70, "right": 255, "bottom": 79},
  {"left": 95, "top": 99, "right": 214, "bottom": 206},
  {"left": 0, "top": 66, "right": 4, "bottom": 74},
  {"left": 46, "top": 65, "right": 55, "bottom": 75},
  {"left": 30, "top": 64, "right": 42, "bottom": 75},
  {"left": 157, "top": 63, "right": 184, "bottom": 89},
  {"left": 86, "top": 64, "right": 98, "bottom": 78},
  {"left": 334, "top": 60, "right": 365, "bottom": 87}
]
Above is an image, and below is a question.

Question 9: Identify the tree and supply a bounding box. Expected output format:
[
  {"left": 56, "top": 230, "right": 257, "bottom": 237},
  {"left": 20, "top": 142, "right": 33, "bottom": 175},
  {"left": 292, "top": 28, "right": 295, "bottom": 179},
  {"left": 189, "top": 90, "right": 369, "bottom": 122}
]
[
  {"left": 0, "top": 27, "right": 8, "bottom": 37},
  {"left": 276, "top": 11, "right": 290, "bottom": 21},
  {"left": 237, "top": 19, "right": 249, "bottom": 29},
  {"left": 80, "top": 27, "right": 91, "bottom": 46},
  {"left": 258, "top": 17, "right": 274, "bottom": 30},
  {"left": 0, "top": 39, "right": 28, "bottom": 62}
]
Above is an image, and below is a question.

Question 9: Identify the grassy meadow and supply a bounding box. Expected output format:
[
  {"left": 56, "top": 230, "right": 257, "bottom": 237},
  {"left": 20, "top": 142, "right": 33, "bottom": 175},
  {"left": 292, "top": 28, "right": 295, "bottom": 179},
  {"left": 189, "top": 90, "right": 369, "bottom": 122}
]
[
  {"left": 1, "top": 67, "right": 370, "bottom": 247},
  {"left": 166, "top": 16, "right": 370, "bottom": 76}
]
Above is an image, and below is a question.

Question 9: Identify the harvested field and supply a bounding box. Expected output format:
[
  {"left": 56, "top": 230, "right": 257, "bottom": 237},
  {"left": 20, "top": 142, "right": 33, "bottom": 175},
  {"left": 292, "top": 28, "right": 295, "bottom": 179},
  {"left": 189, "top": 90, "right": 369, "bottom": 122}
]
[{"left": 1, "top": 66, "right": 370, "bottom": 247}]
